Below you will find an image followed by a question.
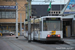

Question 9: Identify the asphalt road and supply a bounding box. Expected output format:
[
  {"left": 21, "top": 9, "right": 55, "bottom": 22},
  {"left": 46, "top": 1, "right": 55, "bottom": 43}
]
[
  {"left": 31, "top": 41, "right": 75, "bottom": 50},
  {"left": 0, "top": 36, "right": 75, "bottom": 50}
]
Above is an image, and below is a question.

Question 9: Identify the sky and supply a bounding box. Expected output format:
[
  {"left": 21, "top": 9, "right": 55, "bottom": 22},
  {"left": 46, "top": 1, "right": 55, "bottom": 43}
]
[{"left": 31, "top": 0, "right": 69, "bottom": 5}]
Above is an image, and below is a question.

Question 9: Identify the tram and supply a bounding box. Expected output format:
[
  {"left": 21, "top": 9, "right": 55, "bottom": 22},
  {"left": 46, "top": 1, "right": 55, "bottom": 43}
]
[{"left": 24, "top": 16, "right": 63, "bottom": 41}]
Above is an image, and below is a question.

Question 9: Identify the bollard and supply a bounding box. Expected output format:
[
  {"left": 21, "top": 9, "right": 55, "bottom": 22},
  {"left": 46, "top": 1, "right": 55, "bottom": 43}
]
[
  {"left": 0, "top": 33, "right": 2, "bottom": 36},
  {"left": 18, "top": 33, "right": 20, "bottom": 36}
]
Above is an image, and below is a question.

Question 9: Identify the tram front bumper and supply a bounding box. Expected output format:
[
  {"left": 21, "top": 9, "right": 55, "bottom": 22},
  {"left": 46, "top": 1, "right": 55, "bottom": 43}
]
[
  {"left": 46, "top": 37, "right": 61, "bottom": 41},
  {"left": 46, "top": 35, "right": 61, "bottom": 41},
  {"left": 38, "top": 37, "right": 61, "bottom": 41}
]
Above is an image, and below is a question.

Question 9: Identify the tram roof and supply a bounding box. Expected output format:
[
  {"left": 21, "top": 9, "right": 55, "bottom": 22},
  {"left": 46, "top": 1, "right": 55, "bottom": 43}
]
[{"left": 40, "top": 16, "right": 62, "bottom": 18}]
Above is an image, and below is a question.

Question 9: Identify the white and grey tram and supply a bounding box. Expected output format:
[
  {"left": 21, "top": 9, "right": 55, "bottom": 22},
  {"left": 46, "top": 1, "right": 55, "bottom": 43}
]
[{"left": 24, "top": 16, "right": 63, "bottom": 41}]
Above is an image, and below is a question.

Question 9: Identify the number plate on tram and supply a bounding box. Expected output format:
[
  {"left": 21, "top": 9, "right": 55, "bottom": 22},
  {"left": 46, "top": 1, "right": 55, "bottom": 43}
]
[{"left": 52, "top": 35, "right": 56, "bottom": 37}]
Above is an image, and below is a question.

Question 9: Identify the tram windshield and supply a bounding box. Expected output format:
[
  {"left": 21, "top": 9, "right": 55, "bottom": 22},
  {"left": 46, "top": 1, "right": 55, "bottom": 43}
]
[{"left": 43, "top": 18, "right": 61, "bottom": 31}]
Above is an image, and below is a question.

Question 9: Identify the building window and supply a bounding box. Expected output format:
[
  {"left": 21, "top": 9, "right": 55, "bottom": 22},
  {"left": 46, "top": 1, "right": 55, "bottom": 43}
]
[
  {"left": 2, "top": 11, "right": 6, "bottom": 18},
  {"left": 0, "top": 11, "right": 16, "bottom": 19},
  {"left": 6, "top": 12, "right": 9, "bottom": 18}
]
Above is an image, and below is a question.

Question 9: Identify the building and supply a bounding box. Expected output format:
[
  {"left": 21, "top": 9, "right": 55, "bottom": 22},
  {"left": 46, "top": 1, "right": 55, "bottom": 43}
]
[
  {"left": 0, "top": 0, "right": 75, "bottom": 38},
  {"left": 0, "top": 0, "right": 27, "bottom": 35},
  {"left": 62, "top": 14, "right": 75, "bottom": 37},
  {"left": 32, "top": 4, "right": 65, "bottom": 18},
  {"left": 61, "top": 0, "right": 75, "bottom": 37}
]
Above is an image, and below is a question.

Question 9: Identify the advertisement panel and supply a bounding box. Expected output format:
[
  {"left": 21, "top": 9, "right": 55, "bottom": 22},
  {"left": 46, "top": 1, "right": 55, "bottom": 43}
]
[{"left": 64, "top": 0, "right": 75, "bottom": 14}]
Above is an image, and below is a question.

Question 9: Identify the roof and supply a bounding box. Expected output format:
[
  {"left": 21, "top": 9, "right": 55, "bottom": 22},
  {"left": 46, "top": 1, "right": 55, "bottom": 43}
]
[{"left": 62, "top": 14, "right": 74, "bottom": 19}]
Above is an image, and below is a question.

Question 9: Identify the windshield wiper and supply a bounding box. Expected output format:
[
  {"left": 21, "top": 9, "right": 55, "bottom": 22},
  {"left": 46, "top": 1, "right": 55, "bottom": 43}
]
[
  {"left": 50, "top": 25, "right": 58, "bottom": 33},
  {"left": 54, "top": 25, "right": 58, "bottom": 31}
]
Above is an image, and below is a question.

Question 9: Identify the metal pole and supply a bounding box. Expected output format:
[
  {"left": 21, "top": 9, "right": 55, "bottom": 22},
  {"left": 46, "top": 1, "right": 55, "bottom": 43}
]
[
  {"left": 60, "top": 0, "right": 62, "bottom": 13},
  {"left": 64, "top": 0, "right": 65, "bottom": 16},
  {"left": 28, "top": 1, "right": 31, "bottom": 42},
  {"left": 51, "top": 0, "right": 52, "bottom": 16},
  {"left": 33, "top": 18, "right": 35, "bottom": 40},
  {"left": 48, "top": 0, "right": 54, "bottom": 16},
  {"left": 20, "top": 13, "right": 22, "bottom": 35},
  {"left": 25, "top": 4, "right": 28, "bottom": 19},
  {"left": 59, "top": 0, "right": 70, "bottom": 15},
  {"left": 24, "top": 20, "right": 26, "bottom": 36},
  {"left": 50, "top": 0, "right": 54, "bottom": 16},
  {"left": 25, "top": 4, "right": 28, "bottom": 37},
  {"left": 16, "top": 2, "right": 18, "bottom": 38}
]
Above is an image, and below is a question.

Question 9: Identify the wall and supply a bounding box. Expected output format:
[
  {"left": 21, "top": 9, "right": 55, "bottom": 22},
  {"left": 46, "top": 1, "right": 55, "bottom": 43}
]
[{"left": 0, "top": 0, "right": 27, "bottom": 23}]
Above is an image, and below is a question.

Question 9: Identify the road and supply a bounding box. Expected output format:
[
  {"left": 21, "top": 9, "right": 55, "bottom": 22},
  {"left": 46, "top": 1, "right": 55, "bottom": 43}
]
[{"left": 0, "top": 36, "right": 75, "bottom": 50}]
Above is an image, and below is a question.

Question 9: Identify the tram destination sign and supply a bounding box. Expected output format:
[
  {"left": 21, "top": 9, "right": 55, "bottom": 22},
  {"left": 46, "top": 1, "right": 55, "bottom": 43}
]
[{"left": 45, "top": 18, "right": 60, "bottom": 21}]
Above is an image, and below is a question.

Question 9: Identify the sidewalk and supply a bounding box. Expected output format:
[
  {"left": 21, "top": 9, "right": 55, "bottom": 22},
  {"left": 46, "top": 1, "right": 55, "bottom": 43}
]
[{"left": 63, "top": 38, "right": 75, "bottom": 45}]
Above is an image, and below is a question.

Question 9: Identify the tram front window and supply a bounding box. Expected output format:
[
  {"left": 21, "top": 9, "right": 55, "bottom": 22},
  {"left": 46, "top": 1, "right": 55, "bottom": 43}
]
[{"left": 43, "top": 18, "right": 61, "bottom": 31}]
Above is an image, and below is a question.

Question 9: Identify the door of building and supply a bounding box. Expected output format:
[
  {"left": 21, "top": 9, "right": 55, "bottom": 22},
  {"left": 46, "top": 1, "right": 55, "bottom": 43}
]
[
  {"left": 63, "top": 19, "right": 72, "bottom": 38},
  {"left": 66, "top": 26, "right": 71, "bottom": 37}
]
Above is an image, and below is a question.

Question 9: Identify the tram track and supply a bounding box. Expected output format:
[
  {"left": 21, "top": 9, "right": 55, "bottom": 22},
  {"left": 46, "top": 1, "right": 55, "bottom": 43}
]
[
  {"left": 3, "top": 40, "right": 34, "bottom": 50},
  {"left": 1, "top": 36, "right": 75, "bottom": 50},
  {"left": 30, "top": 41, "right": 75, "bottom": 50}
]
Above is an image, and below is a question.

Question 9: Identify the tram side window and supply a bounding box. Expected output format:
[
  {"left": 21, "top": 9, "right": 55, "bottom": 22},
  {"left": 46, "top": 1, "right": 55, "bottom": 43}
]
[
  {"left": 35, "top": 23, "right": 39, "bottom": 31},
  {"left": 39, "top": 21, "right": 42, "bottom": 31},
  {"left": 43, "top": 21, "right": 47, "bottom": 31},
  {"left": 35, "top": 21, "right": 42, "bottom": 31},
  {"left": 34, "top": 22, "right": 37, "bottom": 31}
]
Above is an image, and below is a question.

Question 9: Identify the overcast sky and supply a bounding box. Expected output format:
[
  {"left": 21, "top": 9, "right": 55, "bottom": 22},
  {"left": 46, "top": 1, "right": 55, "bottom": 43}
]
[{"left": 31, "top": 0, "right": 69, "bottom": 5}]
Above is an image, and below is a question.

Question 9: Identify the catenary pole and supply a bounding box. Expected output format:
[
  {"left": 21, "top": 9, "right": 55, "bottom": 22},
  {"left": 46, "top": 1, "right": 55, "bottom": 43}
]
[
  {"left": 27, "top": 0, "right": 32, "bottom": 42},
  {"left": 51, "top": 0, "right": 52, "bottom": 16},
  {"left": 16, "top": 1, "right": 18, "bottom": 38},
  {"left": 20, "top": 13, "right": 22, "bottom": 35}
]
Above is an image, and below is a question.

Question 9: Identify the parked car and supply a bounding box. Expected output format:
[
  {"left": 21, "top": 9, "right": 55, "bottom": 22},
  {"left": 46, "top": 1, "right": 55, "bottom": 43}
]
[
  {"left": 2, "top": 30, "right": 14, "bottom": 36},
  {"left": 10, "top": 31, "right": 15, "bottom": 36}
]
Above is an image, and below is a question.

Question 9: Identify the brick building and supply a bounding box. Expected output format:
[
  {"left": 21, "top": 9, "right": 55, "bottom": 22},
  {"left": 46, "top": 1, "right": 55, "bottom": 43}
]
[{"left": 0, "top": 0, "right": 27, "bottom": 34}]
